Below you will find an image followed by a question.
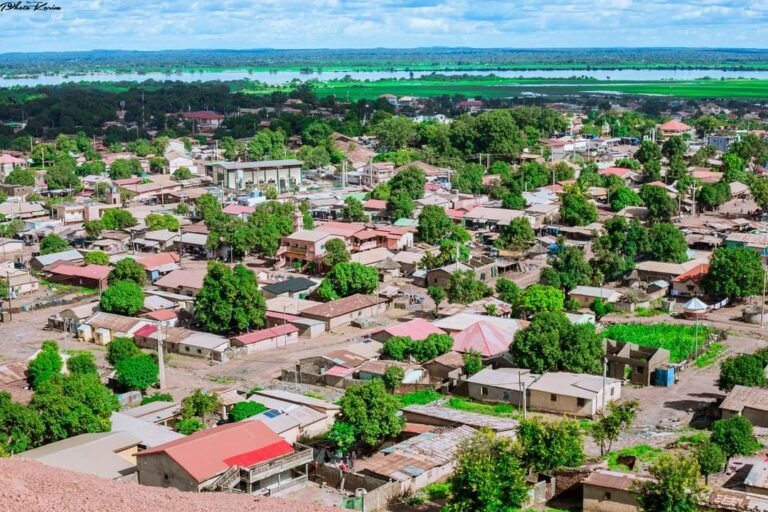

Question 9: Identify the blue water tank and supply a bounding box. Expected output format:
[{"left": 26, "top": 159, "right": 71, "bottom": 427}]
[{"left": 654, "top": 367, "right": 675, "bottom": 387}]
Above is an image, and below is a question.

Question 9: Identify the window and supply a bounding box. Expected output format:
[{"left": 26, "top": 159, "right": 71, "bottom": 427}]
[
  {"left": 636, "top": 366, "right": 644, "bottom": 374},
  {"left": 197, "top": 349, "right": 202, "bottom": 354},
  {"left": 577, "top": 398, "right": 587, "bottom": 407},
  {"left": 604, "top": 492, "right": 611, "bottom": 501},
  {"left": 185, "top": 346, "right": 190, "bottom": 352},
  {"left": 551, "top": 393, "right": 558, "bottom": 402},
  {"left": 480, "top": 386, "right": 488, "bottom": 396},
  {"left": 611, "top": 387, "right": 615, "bottom": 396}
]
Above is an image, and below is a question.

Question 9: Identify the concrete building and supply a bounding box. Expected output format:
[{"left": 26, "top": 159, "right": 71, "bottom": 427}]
[
  {"left": 401, "top": 404, "right": 518, "bottom": 437},
  {"left": 605, "top": 340, "right": 670, "bottom": 387},
  {"left": 583, "top": 470, "right": 642, "bottom": 512},
  {"left": 568, "top": 286, "right": 622, "bottom": 308},
  {"left": 136, "top": 420, "right": 312, "bottom": 495},
  {"left": 205, "top": 160, "right": 302, "bottom": 192},
  {"left": 671, "top": 263, "right": 709, "bottom": 298},
  {"left": 426, "top": 256, "right": 497, "bottom": 288},
  {"left": 720, "top": 385, "right": 768, "bottom": 427},
  {"left": 261, "top": 277, "right": 318, "bottom": 300},
  {"left": 230, "top": 324, "right": 300, "bottom": 354},
  {"left": 466, "top": 368, "right": 540, "bottom": 407},
  {"left": 301, "top": 294, "right": 386, "bottom": 330},
  {"left": 153, "top": 269, "right": 207, "bottom": 297},
  {"left": 528, "top": 372, "right": 622, "bottom": 417},
  {"left": 19, "top": 432, "right": 140, "bottom": 481}
]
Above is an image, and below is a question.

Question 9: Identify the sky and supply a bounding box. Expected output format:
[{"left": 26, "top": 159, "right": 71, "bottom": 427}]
[{"left": 0, "top": 0, "right": 766, "bottom": 52}]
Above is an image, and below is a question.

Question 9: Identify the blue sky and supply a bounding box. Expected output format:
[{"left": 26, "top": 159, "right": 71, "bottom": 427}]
[{"left": 0, "top": 0, "right": 765, "bottom": 51}]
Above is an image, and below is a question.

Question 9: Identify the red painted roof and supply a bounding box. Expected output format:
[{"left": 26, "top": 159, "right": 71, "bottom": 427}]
[
  {"left": 47, "top": 263, "right": 110, "bottom": 281},
  {"left": 598, "top": 167, "right": 633, "bottom": 177},
  {"left": 377, "top": 318, "right": 445, "bottom": 341},
  {"left": 182, "top": 111, "right": 224, "bottom": 120},
  {"left": 222, "top": 204, "right": 255, "bottom": 216},
  {"left": 646, "top": 181, "right": 668, "bottom": 188},
  {"left": 222, "top": 440, "right": 294, "bottom": 468},
  {"left": 265, "top": 310, "right": 302, "bottom": 322},
  {"left": 144, "top": 309, "right": 177, "bottom": 321},
  {"left": 363, "top": 199, "right": 388, "bottom": 210},
  {"left": 315, "top": 221, "right": 366, "bottom": 237},
  {"left": 137, "top": 421, "right": 291, "bottom": 482},
  {"left": 231, "top": 324, "right": 299, "bottom": 345},
  {"left": 136, "top": 252, "right": 179, "bottom": 270},
  {"left": 659, "top": 119, "right": 692, "bottom": 132},
  {"left": 672, "top": 263, "right": 710, "bottom": 283},
  {"left": 451, "top": 321, "right": 511, "bottom": 357},
  {"left": 445, "top": 209, "right": 466, "bottom": 220},
  {"left": 133, "top": 324, "right": 158, "bottom": 338},
  {"left": 114, "top": 177, "right": 141, "bottom": 186},
  {"left": 325, "top": 365, "right": 356, "bottom": 378},
  {"left": 0, "top": 154, "right": 25, "bottom": 165}
]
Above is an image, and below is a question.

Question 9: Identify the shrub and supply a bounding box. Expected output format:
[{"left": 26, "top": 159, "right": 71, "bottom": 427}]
[{"left": 229, "top": 401, "right": 267, "bottom": 422}]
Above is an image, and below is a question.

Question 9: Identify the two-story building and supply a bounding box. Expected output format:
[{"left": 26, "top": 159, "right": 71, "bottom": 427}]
[{"left": 205, "top": 160, "right": 303, "bottom": 192}]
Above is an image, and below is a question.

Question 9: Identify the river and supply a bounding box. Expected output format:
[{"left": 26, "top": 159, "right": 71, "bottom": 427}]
[{"left": 3, "top": 68, "right": 768, "bottom": 88}]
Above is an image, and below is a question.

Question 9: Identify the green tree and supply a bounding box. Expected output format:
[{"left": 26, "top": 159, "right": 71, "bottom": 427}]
[
  {"left": 229, "top": 401, "right": 267, "bottom": 422},
  {"left": 340, "top": 197, "right": 368, "bottom": 222},
  {"left": 638, "top": 453, "right": 706, "bottom": 512},
  {"left": 697, "top": 441, "right": 726, "bottom": 484},
  {"left": 106, "top": 337, "right": 142, "bottom": 366},
  {"left": 247, "top": 129, "right": 287, "bottom": 160},
  {"left": 719, "top": 354, "right": 768, "bottom": 391},
  {"left": 108, "top": 258, "right": 147, "bottom": 286},
  {"left": 495, "top": 277, "right": 521, "bottom": 305},
  {"left": 382, "top": 365, "right": 405, "bottom": 392},
  {"left": 540, "top": 242, "right": 593, "bottom": 293},
  {"left": 560, "top": 186, "right": 598, "bottom": 226},
  {"left": 418, "top": 205, "right": 453, "bottom": 245},
  {"left": 172, "top": 166, "right": 193, "bottom": 181},
  {"left": 177, "top": 417, "right": 204, "bottom": 435},
  {"left": 511, "top": 311, "right": 602, "bottom": 374},
  {"left": 195, "top": 193, "right": 222, "bottom": 223},
  {"left": 115, "top": 355, "right": 159, "bottom": 391},
  {"left": 609, "top": 186, "right": 643, "bottom": 212},
  {"left": 108, "top": 158, "right": 141, "bottom": 180},
  {"left": 5, "top": 167, "right": 36, "bottom": 186},
  {"left": 662, "top": 136, "right": 686, "bottom": 159},
  {"left": 31, "top": 373, "right": 119, "bottom": 442},
  {"left": 646, "top": 222, "right": 689, "bottom": 263},
  {"left": 387, "top": 189, "right": 414, "bottom": 220},
  {"left": 721, "top": 152, "right": 747, "bottom": 183},
  {"left": 640, "top": 184, "right": 677, "bottom": 223},
  {"left": 451, "top": 164, "right": 485, "bottom": 194},
  {"left": 634, "top": 140, "right": 662, "bottom": 164},
  {"left": 590, "top": 400, "right": 640, "bottom": 456},
  {"left": 39, "top": 233, "right": 70, "bottom": 255},
  {"left": 181, "top": 389, "right": 220, "bottom": 419},
  {"left": 410, "top": 333, "right": 455, "bottom": 362},
  {"left": 496, "top": 217, "right": 535, "bottom": 251},
  {"left": 711, "top": 416, "right": 762, "bottom": 459},
  {"left": 428, "top": 286, "right": 446, "bottom": 315},
  {"left": 84, "top": 250, "right": 109, "bottom": 266},
  {"left": 316, "top": 262, "right": 379, "bottom": 301},
  {"left": 373, "top": 116, "right": 416, "bottom": 150},
  {"left": 446, "top": 430, "right": 529, "bottom": 512},
  {"left": 101, "top": 208, "right": 138, "bottom": 230},
  {"left": 590, "top": 298, "right": 614, "bottom": 320},
  {"left": 323, "top": 238, "right": 350, "bottom": 267},
  {"left": 66, "top": 352, "right": 97, "bottom": 375},
  {"left": 194, "top": 262, "right": 266, "bottom": 334},
  {"left": 337, "top": 379, "right": 402, "bottom": 447},
  {"left": 28, "top": 340, "right": 63, "bottom": 390},
  {"left": 697, "top": 181, "right": 731, "bottom": 210},
  {"left": 387, "top": 166, "right": 426, "bottom": 201},
  {"left": 145, "top": 213, "right": 180, "bottom": 232},
  {"left": 382, "top": 336, "right": 413, "bottom": 360},
  {"left": 517, "top": 284, "right": 564, "bottom": 318},
  {"left": 100, "top": 280, "right": 144, "bottom": 316},
  {"left": 703, "top": 247, "right": 763, "bottom": 301},
  {"left": 447, "top": 270, "right": 492, "bottom": 304},
  {"left": 83, "top": 220, "right": 104, "bottom": 240},
  {"left": 518, "top": 418, "right": 585, "bottom": 474},
  {"left": 299, "top": 201, "right": 314, "bottom": 229},
  {"left": 45, "top": 161, "right": 80, "bottom": 190},
  {"left": 327, "top": 421, "right": 357, "bottom": 453},
  {"left": 463, "top": 350, "right": 484, "bottom": 376},
  {"left": 0, "top": 391, "right": 44, "bottom": 453}
]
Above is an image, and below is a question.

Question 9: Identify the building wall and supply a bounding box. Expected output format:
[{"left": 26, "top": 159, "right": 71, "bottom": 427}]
[
  {"left": 467, "top": 382, "right": 524, "bottom": 408},
  {"left": 528, "top": 385, "right": 621, "bottom": 418},
  {"left": 583, "top": 485, "right": 639, "bottom": 512},
  {"left": 741, "top": 407, "right": 768, "bottom": 428},
  {"left": 235, "top": 331, "right": 300, "bottom": 354},
  {"left": 137, "top": 453, "right": 202, "bottom": 492}
]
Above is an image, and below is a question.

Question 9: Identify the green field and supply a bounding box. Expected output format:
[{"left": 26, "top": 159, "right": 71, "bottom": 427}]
[
  {"left": 239, "top": 74, "right": 768, "bottom": 100},
  {"left": 602, "top": 323, "right": 714, "bottom": 363}
]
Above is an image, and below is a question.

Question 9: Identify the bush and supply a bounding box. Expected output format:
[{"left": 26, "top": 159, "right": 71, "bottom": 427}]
[
  {"left": 711, "top": 416, "right": 762, "bottom": 458},
  {"left": 140, "top": 393, "right": 174, "bottom": 405},
  {"left": 28, "top": 340, "right": 62, "bottom": 389},
  {"left": 177, "top": 417, "right": 204, "bottom": 435},
  {"left": 106, "top": 337, "right": 142, "bottom": 366},
  {"left": 66, "top": 352, "right": 97, "bottom": 375},
  {"left": 229, "top": 401, "right": 267, "bottom": 422},
  {"left": 115, "top": 355, "right": 159, "bottom": 391},
  {"left": 100, "top": 280, "right": 144, "bottom": 316}
]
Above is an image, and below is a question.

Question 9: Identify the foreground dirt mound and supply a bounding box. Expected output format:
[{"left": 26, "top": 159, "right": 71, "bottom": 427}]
[{"left": 0, "top": 458, "right": 338, "bottom": 512}]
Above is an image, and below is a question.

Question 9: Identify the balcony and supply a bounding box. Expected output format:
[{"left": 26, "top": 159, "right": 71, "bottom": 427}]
[{"left": 240, "top": 445, "right": 313, "bottom": 483}]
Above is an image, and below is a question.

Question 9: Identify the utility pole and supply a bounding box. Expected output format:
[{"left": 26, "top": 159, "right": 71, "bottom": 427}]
[
  {"left": 602, "top": 356, "right": 608, "bottom": 414},
  {"left": 761, "top": 268, "right": 767, "bottom": 328},
  {"left": 518, "top": 371, "right": 527, "bottom": 419},
  {"left": 157, "top": 322, "right": 166, "bottom": 389},
  {"left": 6, "top": 270, "right": 12, "bottom": 321}
]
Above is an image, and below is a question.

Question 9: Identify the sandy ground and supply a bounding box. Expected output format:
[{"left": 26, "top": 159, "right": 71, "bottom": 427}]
[{"left": 0, "top": 458, "right": 339, "bottom": 512}]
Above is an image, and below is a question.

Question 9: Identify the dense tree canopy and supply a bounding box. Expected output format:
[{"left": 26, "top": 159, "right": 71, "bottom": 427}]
[
  {"left": 100, "top": 280, "right": 144, "bottom": 316},
  {"left": 194, "top": 262, "right": 266, "bottom": 334},
  {"left": 703, "top": 247, "right": 763, "bottom": 301},
  {"left": 337, "top": 379, "right": 402, "bottom": 447},
  {"left": 316, "top": 262, "right": 379, "bottom": 301}
]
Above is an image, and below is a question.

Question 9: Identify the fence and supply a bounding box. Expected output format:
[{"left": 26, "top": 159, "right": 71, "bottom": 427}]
[{"left": 314, "top": 464, "right": 401, "bottom": 512}]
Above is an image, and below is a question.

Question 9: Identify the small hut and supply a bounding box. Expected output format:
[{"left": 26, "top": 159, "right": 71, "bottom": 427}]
[{"left": 683, "top": 297, "right": 708, "bottom": 319}]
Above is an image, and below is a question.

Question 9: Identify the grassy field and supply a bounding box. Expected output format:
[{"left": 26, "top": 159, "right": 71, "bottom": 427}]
[
  {"left": 445, "top": 397, "right": 521, "bottom": 418},
  {"left": 607, "top": 444, "right": 664, "bottom": 472},
  {"left": 602, "top": 323, "right": 714, "bottom": 363},
  {"left": 239, "top": 75, "right": 768, "bottom": 100}
]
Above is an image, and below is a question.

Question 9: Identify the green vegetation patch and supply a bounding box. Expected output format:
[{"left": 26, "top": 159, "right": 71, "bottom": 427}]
[
  {"left": 607, "top": 444, "right": 664, "bottom": 472},
  {"left": 397, "top": 389, "right": 442, "bottom": 407},
  {"left": 602, "top": 323, "right": 714, "bottom": 363},
  {"left": 445, "top": 397, "right": 520, "bottom": 418},
  {"left": 695, "top": 343, "right": 727, "bottom": 368}
]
